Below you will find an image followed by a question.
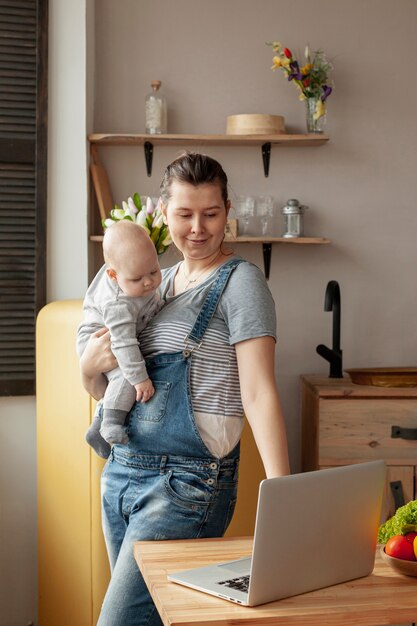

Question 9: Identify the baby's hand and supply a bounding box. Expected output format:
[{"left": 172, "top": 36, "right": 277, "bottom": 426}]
[{"left": 135, "top": 378, "right": 155, "bottom": 403}]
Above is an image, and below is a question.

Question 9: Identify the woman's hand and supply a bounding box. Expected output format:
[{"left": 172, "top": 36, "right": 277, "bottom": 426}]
[
  {"left": 236, "top": 335, "right": 290, "bottom": 479},
  {"left": 79, "top": 327, "right": 117, "bottom": 399}
]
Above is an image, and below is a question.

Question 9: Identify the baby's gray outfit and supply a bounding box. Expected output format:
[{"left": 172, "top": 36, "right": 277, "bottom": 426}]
[{"left": 77, "top": 265, "right": 162, "bottom": 444}]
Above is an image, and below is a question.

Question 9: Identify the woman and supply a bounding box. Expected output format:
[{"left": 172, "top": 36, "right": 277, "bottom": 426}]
[{"left": 80, "top": 152, "right": 290, "bottom": 626}]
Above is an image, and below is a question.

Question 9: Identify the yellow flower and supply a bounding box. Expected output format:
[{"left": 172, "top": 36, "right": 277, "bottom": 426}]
[
  {"left": 313, "top": 99, "right": 326, "bottom": 120},
  {"left": 271, "top": 41, "right": 281, "bottom": 52},
  {"left": 271, "top": 56, "right": 282, "bottom": 69},
  {"left": 298, "top": 92, "right": 306, "bottom": 101},
  {"left": 301, "top": 63, "right": 313, "bottom": 75},
  {"left": 281, "top": 57, "right": 291, "bottom": 68}
]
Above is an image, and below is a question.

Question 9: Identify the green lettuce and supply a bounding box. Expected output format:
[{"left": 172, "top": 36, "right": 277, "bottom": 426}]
[{"left": 378, "top": 500, "right": 417, "bottom": 543}]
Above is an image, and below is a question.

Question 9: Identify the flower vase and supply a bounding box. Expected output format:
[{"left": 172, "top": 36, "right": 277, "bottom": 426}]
[{"left": 306, "top": 97, "right": 326, "bottom": 133}]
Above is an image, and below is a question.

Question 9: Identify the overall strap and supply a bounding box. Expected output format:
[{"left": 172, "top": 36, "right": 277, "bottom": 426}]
[{"left": 184, "top": 258, "right": 243, "bottom": 350}]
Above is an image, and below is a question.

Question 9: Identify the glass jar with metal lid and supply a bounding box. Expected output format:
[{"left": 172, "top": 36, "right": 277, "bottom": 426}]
[{"left": 281, "top": 198, "right": 308, "bottom": 238}]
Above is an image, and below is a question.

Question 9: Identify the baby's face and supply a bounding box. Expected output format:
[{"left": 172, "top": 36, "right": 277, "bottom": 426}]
[{"left": 115, "top": 246, "right": 162, "bottom": 298}]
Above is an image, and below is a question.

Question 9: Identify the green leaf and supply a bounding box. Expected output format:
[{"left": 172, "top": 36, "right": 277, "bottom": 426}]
[
  {"left": 157, "top": 242, "right": 167, "bottom": 255},
  {"left": 151, "top": 227, "right": 161, "bottom": 244},
  {"left": 378, "top": 500, "right": 417, "bottom": 543},
  {"left": 132, "top": 192, "right": 142, "bottom": 210},
  {"left": 401, "top": 523, "right": 417, "bottom": 534}
]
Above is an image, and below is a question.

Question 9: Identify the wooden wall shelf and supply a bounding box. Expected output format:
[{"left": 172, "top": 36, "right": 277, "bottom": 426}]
[
  {"left": 88, "top": 132, "right": 328, "bottom": 146},
  {"left": 90, "top": 235, "right": 330, "bottom": 244},
  {"left": 88, "top": 132, "right": 329, "bottom": 177},
  {"left": 89, "top": 235, "right": 331, "bottom": 279},
  {"left": 88, "top": 132, "right": 331, "bottom": 278},
  {"left": 228, "top": 236, "right": 330, "bottom": 244}
]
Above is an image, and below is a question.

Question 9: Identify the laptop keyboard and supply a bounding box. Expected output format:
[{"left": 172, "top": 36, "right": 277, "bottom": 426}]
[{"left": 218, "top": 575, "right": 250, "bottom": 593}]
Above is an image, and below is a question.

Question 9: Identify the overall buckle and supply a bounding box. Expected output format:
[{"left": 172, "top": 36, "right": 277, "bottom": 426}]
[{"left": 183, "top": 335, "right": 202, "bottom": 358}]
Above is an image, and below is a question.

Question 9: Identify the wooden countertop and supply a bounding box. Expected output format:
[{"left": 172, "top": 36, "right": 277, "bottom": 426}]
[
  {"left": 301, "top": 374, "right": 417, "bottom": 398},
  {"left": 134, "top": 536, "right": 417, "bottom": 625}
]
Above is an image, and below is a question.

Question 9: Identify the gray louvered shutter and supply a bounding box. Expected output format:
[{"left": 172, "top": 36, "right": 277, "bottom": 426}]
[{"left": 0, "top": 0, "right": 47, "bottom": 395}]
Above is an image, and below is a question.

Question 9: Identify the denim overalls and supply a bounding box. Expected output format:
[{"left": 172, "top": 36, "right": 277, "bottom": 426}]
[{"left": 97, "top": 259, "right": 242, "bottom": 626}]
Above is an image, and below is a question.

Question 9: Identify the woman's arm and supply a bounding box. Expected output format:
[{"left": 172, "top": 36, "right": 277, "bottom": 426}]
[
  {"left": 79, "top": 327, "right": 117, "bottom": 400},
  {"left": 235, "top": 335, "right": 290, "bottom": 479}
]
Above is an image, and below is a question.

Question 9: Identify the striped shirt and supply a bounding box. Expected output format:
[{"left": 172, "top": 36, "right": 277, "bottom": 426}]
[{"left": 139, "top": 257, "right": 276, "bottom": 458}]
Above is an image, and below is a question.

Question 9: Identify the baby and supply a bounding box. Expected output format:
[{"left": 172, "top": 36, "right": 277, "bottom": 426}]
[{"left": 77, "top": 220, "right": 163, "bottom": 457}]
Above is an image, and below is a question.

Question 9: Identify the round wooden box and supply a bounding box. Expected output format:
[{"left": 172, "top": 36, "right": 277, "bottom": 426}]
[{"left": 226, "top": 114, "right": 285, "bottom": 135}]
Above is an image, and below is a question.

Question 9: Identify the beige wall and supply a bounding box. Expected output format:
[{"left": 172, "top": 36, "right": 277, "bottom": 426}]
[
  {"left": 0, "top": 397, "right": 37, "bottom": 625},
  {"left": 48, "top": 0, "right": 91, "bottom": 300},
  {"left": 2, "top": 1, "right": 417, "bottom": 623},
  {"left": 93, "top": 0, "right": 417, "bottom": 470}
]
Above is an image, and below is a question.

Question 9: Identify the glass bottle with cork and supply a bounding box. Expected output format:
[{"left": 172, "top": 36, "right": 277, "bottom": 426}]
[{"left": 145, "top": 80, "right": 167, "bottom": 135}]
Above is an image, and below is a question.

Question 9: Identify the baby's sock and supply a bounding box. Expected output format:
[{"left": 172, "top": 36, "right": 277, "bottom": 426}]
[
  {"left": 85, "top": 413, "right": 111, "bottom": 459},
  {"left": 100, "top": 409, "right": 129, "bottom": 445}
]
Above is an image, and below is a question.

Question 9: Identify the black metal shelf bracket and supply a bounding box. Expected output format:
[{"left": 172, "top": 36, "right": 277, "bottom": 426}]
[
  {"left": 261, "top": 142, "right": 271, "bottom": 177},
  {"left": 144, "top": 141, "right": 154, "bottom": 177},
  {"left": 146, "top": 141, "right": 271, "bottom": 178},
  {"left": 262, "top": 243, "right": 272, "bottom": 280}
]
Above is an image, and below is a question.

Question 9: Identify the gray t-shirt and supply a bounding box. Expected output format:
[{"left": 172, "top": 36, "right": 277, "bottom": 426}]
[{"left": 139, "top": 257, "right": 276, "bottom": 457}]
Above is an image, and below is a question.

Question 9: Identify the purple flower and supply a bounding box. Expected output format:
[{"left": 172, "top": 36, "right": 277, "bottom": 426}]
[
  {"left": 288, "top": 60, "right": 303, "bottom": 81},
  {"left": 288, "top": 71, "right": 303, "bottom": 81},
  {"left": 321, "top": 85, "right": 332, "bottom": 101}
]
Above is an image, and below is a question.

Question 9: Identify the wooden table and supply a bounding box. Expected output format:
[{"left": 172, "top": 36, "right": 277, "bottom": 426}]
[{"left": 134, "top": 536, "right": 417, "bottom": 626}]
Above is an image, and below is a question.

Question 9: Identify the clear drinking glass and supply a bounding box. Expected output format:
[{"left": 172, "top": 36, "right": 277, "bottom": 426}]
[
  {"left": 234, "top": 196, "right": 256, "bottom": 235},
  {"left": 256, "top": 195, "right": 274, "bottom": 236}
]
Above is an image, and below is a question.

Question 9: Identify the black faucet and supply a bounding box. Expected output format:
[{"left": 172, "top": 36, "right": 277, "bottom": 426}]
[{"left": 316, "top": 280, "right": 343, "bottom": 378}]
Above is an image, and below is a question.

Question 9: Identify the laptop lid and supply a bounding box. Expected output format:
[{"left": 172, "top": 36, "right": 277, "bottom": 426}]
[
  {"left": 247, "top": 460, "right": 386, "bottom": 605},
  {"left": 168, "top": 461, "right": 386, "bottom": 606}
]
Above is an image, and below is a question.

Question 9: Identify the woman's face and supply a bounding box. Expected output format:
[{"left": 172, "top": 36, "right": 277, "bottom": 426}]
[{"left": 163, "top": 181, "right": 230, "bottom": 261}]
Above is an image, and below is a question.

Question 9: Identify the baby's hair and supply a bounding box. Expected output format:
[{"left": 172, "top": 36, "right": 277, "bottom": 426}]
[
  {"left": 160, "top": 152, "right": 228, "bottom": 207},
  {"left": 103, "top": 220, "right": 151, "bottom": 270}
]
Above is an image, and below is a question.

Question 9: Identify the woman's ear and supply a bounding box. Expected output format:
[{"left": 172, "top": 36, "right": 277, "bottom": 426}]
[
  {"left": 106, "top": 268, "right": 117, "bottom": 281},
  {"left": 226, "top": 200, "right": 231, "bottom": 216}
]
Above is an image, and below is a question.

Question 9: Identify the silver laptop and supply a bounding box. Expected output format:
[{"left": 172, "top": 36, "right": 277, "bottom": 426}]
[{"left": 168, "top": 460, "right": 386, "bottom": 606}]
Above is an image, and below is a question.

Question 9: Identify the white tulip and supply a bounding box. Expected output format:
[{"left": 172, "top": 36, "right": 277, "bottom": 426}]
[
  {"left": 146, "top": 196, "right": 155, "bottom": 215},
  {"left": 111, "top": 208, "right": 125, "bottom": 220},
  {"left": 127, "top": 197, "right": 139, "bottom": 217},
  {"left": 136, "top": 210, "right": 148, "bottom": 228},
  {"left": 152, "top": 213, "right": 164, "bottom": 229}
]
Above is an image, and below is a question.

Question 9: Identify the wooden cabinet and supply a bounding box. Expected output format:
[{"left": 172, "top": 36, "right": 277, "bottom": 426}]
[{"left": 301, "top": 375, "right": 417, "bottom": 521}]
